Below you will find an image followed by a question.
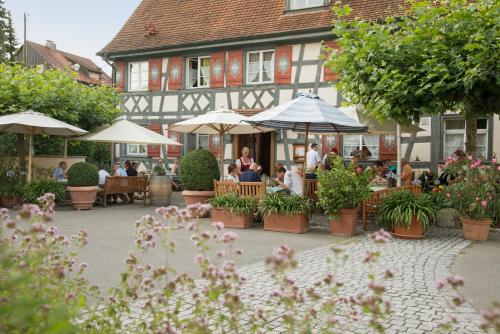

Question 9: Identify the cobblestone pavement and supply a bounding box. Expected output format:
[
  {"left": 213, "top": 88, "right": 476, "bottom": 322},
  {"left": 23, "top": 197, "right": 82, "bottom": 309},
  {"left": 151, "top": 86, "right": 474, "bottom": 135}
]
[{"left": 123, "top": 227, "right": 488, "bottom": 333}]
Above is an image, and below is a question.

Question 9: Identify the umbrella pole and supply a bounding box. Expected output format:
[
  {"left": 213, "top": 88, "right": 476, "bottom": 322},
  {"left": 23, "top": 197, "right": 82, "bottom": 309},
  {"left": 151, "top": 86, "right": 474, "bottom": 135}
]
[
  {"left": 219, "top": 132, "right": 225, "bottom": 180},
  {"left": 63, "top": 138, "right": 68, "bottom": 160},
  {"left": 303, "top": 123, "right": 309, "bottom": 191},
  {"left": 28, "top": 132, "right": 33, "bottom": 183},
  {"left": 396, "top": 123, "right": 401, "bottom": 187}
]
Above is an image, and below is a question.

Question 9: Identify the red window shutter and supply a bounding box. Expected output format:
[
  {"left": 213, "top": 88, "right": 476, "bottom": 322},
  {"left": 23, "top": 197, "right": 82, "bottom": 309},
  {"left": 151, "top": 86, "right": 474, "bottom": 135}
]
[
  {"left": 274, "top": 45, "right": 293, "bottom": 84},
  {"left": 167, "top": 130, "right": 181, "bottom": 158},
  {"left": 321, "top": 135, "right": 340, "bottom": 156},
  {"left": 167, "top": 56, "right": 183, "bottom": 90},
  {"left": 379, "top": 134, "right": 397, "bottom": 160},
  {"left": 148, "top": 58, "right": 162, "bottom": 91},
  {"left": 208, "top": 135, "right": 221, "bottom": 157},
  {"left": 210, "top": 52, "right": 225, "bottom": 88},
  {"left": 115, "top": 61, "right": 125, "bottom": 92},
  {"left": 147, "top": 124, "right": 162, "bottom": 158},
  {"left": 323, "top": 41, "right": 341, "bottom": 82},
  {"left": 226, "top": 50, "right": 243, "bottom": 87}
]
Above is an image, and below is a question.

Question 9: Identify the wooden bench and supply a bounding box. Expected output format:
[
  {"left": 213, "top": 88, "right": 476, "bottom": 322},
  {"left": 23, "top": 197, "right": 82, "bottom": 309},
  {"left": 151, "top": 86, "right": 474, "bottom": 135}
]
[
  {"left": 98, "top": 176, "right": 149, "bottom": 208},
  {"left": 214, "top": 180, "right": 266, "bottom": 200},
  {"left": 304, "top": 179, "right": 318, "bottom": 202},
  {"left": 361, "top": 185, "right": 421, "bottom": 231}
]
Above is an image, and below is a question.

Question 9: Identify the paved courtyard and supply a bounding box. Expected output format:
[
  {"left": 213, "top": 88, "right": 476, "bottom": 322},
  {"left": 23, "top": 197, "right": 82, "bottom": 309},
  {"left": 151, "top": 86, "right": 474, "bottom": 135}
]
[{"left": 43, "top": 193, "right": 499, "bottom": 333}]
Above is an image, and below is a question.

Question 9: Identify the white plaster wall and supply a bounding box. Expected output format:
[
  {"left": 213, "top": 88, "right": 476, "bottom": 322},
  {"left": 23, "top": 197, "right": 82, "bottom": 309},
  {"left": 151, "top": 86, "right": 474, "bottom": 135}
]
[
  {"left": 277, "top": 143, "right": 286, "bottom": 160},
  {"left": 279, "top": 89, "right": 293, "bottom": 104},
  {"left": 418, "top": 117, "right": 432, "bottom": 136},
  {"left": 299, "top": 65, "right": 317, "bottom": 83},
  {"left": 163, "top": 95, "right": 178, "bottom": 112},
  {"left": 291, "top": 65, "right": 297, "bottom": 83},
  {"left": 152, "top": 96, "right": 161, "bottom": 112},
  {"left": 303, "top": 42, "right": 321, "bottom": 61},
  {"left": 317, "top": 86, "right": 338, "bottom": 106},
  {"left": 215, "top": 93, "right": 228, "bottom": 109},
  {"left": 292, "top": 44, "right": 301, "bottom": 62},
  {"left": 230, "top": 92, "right": 239, "bottom": 109},
  {"left": 403, "top": 142, "right": 431, "bottom": 162}
]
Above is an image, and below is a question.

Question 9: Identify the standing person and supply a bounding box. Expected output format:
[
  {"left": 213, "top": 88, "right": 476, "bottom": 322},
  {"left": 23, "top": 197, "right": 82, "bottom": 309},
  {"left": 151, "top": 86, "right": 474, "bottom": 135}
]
[
  {"left": 235, "top": 146, "right": 254, "bottom": 173},
  {"left": 275, "top": 166, "right": 303, "bottom": 196},
  {"left": 113, "top": 162, "right": 127, "bottom": 176},
  {"left": 125, "top": 160, "right": 137, "bottom": 176},
  {"left": 306, "top": 143, "right": 321, "bottom": 171},
  {"left": 239, "top": 163, "right": 261, "bottom": 182},
  {"left": 53, "top": 161, "right": 67, "bottom": 181},
  {"left": 225, "top": 163, "right": 240, "bottom": 182},
  {"left": 322, "top": 147, "right": 338, "bottom": 170},
  {"left": 400, "top": 159, "right": 414, "bottom": 185}
]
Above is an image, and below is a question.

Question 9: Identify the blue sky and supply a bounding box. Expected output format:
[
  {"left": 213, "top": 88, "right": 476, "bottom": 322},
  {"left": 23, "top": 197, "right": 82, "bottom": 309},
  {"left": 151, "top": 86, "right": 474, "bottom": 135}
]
[{"left": 6, "top": 0, "right": 141, "bottom": 74}]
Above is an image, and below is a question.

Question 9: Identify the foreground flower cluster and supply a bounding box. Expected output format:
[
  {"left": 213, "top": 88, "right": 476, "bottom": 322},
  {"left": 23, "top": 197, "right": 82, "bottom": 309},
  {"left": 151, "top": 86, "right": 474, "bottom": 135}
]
[{"left": 0, "top": 196, "right": 499, "bottom": 333}]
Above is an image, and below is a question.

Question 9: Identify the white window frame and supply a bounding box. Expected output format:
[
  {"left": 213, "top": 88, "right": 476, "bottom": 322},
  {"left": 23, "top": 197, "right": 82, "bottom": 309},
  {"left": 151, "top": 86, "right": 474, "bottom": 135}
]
[
  {"left": 342, "top": 135, "right": 379, "bottom": 159},
  {"left": 128, "top": 61, "right": 149, "bottom": 92},
  {"left": 443, "top": 118, "right": 488, "bottom": 159},
  {"left": 246, "top": 50, "right": 275, "bottom": 85},
  {"left": 186, "top": 56, "right": 210, "bottom": 89},
  {"left": 289, "top": 0, "right": 326, "bottom": 11},
  {"left": 127, "top": 144, "right": 148, "bottom": 157}
]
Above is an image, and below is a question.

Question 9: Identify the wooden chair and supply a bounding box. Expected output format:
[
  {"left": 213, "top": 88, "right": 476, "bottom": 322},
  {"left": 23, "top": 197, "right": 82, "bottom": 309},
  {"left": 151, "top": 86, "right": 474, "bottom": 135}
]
[
  {"left": 213, "top": 180, "right": 266, "bottom": 200},
  {"left": 361, "top": 184, "right": 422, "bottom": 230},
  {"left": 214, "top": 180, "right": 239, "bottom": 196},
  {"left": 98, "top": 176, "right": 149, "bottom": 207},
  {"left": 304, "top": 179, "right": 318, "bottom": 202}
]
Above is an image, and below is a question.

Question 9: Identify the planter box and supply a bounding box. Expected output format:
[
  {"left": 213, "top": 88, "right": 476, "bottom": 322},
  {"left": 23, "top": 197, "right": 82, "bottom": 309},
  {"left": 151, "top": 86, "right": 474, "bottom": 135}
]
[
  {"left": 330, "top": 208, "right": 358, "bottom": 237},
  {"left": 461, "top": 217, "right": 492, "bottom": 241},
  {"left": 264, "top": 213, "right": 309, "bottom": 234},
  {"left": 212, "top": 208, "right": 252, "bottom": 229},
  {"left": 392, "top": 215, "right": 425, "bottom": 240},
  {"left": 0, "top": 197, "right": 20, "bottom": 208}
]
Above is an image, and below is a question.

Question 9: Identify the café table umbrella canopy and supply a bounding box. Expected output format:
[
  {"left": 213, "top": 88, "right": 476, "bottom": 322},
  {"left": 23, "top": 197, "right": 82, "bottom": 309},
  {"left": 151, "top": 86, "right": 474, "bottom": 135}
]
[
  {"left": 247, "top": 93, "right": 367, "bottom": 179},
  {"left": 0, "top": 110, "right": 88, "bottom": 182},
  {"left": 170, "top": 108, "right": 272, "bottom": 177}
]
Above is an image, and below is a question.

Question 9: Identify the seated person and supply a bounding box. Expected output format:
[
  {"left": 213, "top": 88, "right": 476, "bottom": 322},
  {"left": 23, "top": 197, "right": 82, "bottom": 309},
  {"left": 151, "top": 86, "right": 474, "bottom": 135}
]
[
  {"left": 275, "top": 166, "right": 303, "bottom": 196},
  {"left": 113, "top": 162, "right": 127, "bottom": 176},
  {"left": 225, "top": 163, "right": 240, "bottom": 182},
  {"left": 125, "top": 160, "right": 137, "bottom": 176},
  {"left": 98, "top": 165, "right": 110, "bottom": 187},
  {"left": 239, "top": 163, "right": 262, "bottom": 182},
  {"left": 372, "top": 160, "right": 385, "bottom": 178},
  {"left": 53, "top": 161, "right": 67, "bottom": 181}
]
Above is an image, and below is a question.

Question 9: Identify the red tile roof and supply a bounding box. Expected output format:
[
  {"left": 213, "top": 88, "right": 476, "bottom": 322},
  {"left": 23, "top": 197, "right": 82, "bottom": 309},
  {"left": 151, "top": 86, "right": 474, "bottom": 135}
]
[
  {"left": 98, "top": 0, "right": 406, "bottom": 56},
  {"left": 27, "top": 41, "right": 111, "bottom": 86}
]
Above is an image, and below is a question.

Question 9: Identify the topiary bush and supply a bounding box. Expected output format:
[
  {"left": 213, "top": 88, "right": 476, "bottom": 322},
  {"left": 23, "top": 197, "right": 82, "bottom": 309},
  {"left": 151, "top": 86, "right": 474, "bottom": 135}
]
[
  {"left": 179, "top": 149, "right": 220, "bottom": 191},
  {"left": 67, "top": 162, "right": 99, "bottom": 187},
  {"left": 23, "top": 179, "right": 66, "bottom": 204}
]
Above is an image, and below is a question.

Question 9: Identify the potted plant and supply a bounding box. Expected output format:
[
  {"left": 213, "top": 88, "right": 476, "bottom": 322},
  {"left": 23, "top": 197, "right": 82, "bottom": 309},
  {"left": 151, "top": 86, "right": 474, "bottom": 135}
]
[
  {"left": 0, "top": 184, "right": 24, "bottom": 208},
  {"left": 67, "top": 162, "right": 99, "bottom": 210},
  {"left": 149, "top": 164, "right": 172, "bottom": 206},
  {"left": 179, "top": 149, "right": 220, "bottom": 205},
  {"left": 0, "top": 160, "right": 25, "bottom": 208},
  {"left": 378, "top": 191, "right": 436, "bottom": 239},
  {"left": 208, "top": 193, "right": 256, "bottom": 229},
  {"left": 445, "top": 157, "right": 498, "bottom": 241},
  {"left": 23, "top": 179, "right": 66, "bottom": 205},
  {"left": 317, "top": 156, "right": 371, "bottom": 236},
  {"left": 258, "top": 193, "right": 312, "bottom": 233}
]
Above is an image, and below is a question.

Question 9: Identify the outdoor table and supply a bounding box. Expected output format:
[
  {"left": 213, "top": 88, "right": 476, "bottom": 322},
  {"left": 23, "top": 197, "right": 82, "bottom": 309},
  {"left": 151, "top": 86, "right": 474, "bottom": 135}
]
[
  {"left": 370, "top": 186, "right": 387, "bottom": 192},
  {"left": 267, "top": 186, "right": 284, "bottom": 194}
]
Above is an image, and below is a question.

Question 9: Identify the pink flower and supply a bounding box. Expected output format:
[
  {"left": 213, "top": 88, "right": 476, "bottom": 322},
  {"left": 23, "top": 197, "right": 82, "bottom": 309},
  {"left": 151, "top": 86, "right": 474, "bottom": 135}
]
[
  {"left": 468, "top": 155, "right": 473, "bottom": 160},
  {"left": 220, "top": 231, "right": 238, "bottom": 243},
  {"left": 481, "top": 200, "right": 488, "bottom": 208},
  {"left": 492, "top": 158, "right": 497, "bottom": 163},
  {"left": 446, "top": 193, "right": 451, "bottom": 198}
]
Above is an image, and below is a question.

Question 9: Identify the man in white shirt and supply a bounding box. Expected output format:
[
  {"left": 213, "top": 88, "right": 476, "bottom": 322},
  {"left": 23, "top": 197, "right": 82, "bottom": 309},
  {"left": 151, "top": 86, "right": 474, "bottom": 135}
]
[
  {"left": 306, "top": 143, "right": 321, "bottom": 170},
  {"left": 98, "top": 165, "right": 110, "bottom": 187},
  {"left": 275, "top": 167, "right": 303, "bottom": 196}
]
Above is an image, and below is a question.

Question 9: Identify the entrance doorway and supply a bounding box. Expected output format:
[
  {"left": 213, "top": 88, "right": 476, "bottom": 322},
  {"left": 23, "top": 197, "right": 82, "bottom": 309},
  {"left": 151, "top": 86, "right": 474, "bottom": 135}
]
[{"left": 234, "top": 132, "right": 275, "bottom": 176}]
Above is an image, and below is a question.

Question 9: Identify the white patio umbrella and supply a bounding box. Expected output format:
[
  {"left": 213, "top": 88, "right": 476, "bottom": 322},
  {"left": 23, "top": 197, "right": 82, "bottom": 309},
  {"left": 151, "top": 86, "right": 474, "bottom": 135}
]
[
  {"left": 247, "top": 93, "right": 367, "bottom": 181},
  {"left": 170, "top": 108, "right": 272, "bottom": 177},
  {"left": 0, "top": 110, "right": 88, "bottom": 182},
  {"left": 340, "top": 105, "right": 425, "bottom": 186}
]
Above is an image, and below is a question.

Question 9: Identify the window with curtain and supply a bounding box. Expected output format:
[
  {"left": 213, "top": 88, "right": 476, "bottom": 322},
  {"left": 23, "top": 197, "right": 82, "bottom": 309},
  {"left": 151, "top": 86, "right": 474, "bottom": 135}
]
[
  {"left": 342, "top": 135, "right": 379, "bottom": 159},
  {"left": 127, "top": 144, "right": 147, "bottom": 156},
  {"left": 443, "top": 118, "right": 489, "bottom": 159},
  {"left": 289, "top": 0, "right": 325, "bottom": 10},
  {"left": 187, "top": 56, "right": 210, "bottom": 88},
  {"left": 246, "top": 50, "right": 274, "bottom": 84},
  {"left": 129, "top": 61, "right": 148, "bottom": 91}
]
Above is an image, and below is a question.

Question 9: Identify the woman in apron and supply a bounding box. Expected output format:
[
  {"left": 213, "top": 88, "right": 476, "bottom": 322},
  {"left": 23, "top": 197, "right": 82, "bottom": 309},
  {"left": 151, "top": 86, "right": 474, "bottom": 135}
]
[{"left": 235, "top": 146, "right": 254, "bottom": 172}]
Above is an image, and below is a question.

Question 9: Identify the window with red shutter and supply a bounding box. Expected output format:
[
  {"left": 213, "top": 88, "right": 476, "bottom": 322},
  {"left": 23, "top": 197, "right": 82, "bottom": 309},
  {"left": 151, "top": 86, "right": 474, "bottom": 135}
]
[
  {"left": 274, "top": 45, "right": 293, "bottom": 84},
  {"left": 147, "top": 124, "right": 162, "bottom": 158},
  {"left": 168, "top": 56, "right": 183, "bottom": 90},
  {"left": 226, "top": 50, "right": 243, "bottom": 87},
  {"left": 115, "top": 62, "right": 125, "bottom": 92},
  {"left": 148, "top": 58, "right": 162, "bottom": 91},
  {"left": 323, "top": 41, "right": 340, "bottom": 82},
  {"left": 210, "top": 52, "right": 225, "bottom": 88}
]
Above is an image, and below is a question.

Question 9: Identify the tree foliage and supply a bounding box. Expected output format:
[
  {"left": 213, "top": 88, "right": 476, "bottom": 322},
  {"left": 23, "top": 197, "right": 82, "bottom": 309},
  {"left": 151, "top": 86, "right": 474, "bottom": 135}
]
[
  {"left": 0, "top": 0, "right": 16, "bottom": 63},
  {"left": 327, "top": 0, "right": 500, "bottom": 154}
]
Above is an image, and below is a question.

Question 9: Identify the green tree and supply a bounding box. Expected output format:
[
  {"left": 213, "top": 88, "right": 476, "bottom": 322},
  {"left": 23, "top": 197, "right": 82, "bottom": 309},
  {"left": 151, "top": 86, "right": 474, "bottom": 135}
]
[
  {"left": 0, "top": 0, "right": 16, "bottom": 63},
  {"left": 327, "top": 0, "right": 500, "bottom": 155}
]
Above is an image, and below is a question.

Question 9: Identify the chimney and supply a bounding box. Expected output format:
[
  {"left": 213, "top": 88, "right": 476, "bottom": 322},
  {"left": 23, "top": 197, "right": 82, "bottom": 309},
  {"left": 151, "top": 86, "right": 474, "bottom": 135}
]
[{"left": 45, "top": 40, "right": 56, "bottom": 50}]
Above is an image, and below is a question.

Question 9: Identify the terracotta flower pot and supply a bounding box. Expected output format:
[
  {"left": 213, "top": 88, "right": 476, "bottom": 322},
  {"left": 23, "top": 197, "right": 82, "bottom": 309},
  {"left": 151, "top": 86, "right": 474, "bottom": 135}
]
[
  {"left": 264, "top": 213, "right": 309, "bottom": 234},
  {"left": 182, "top": 190, "right": 215, "bottom": 206},
  {"left": 460, "top": 217, "right": 492, "bottom": 241},
  {"left": 330, "top": 208, "right": 358, "bottom": 237},
  {"left": 212, "top": 208, "right": 252, "bottom": 229},
  {"left": 392, "top": 215, "right": 425, "bottom": 240},
  {"left": 67, "top": 186, "right": 99, "bottom": 210},
  {"left": 1, "top": 197, "right": 20, "bottom": 208}
]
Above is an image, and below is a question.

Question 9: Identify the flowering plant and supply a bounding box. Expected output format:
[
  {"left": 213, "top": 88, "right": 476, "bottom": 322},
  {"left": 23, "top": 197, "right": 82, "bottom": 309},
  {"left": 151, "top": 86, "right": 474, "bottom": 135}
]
[
  {"left": 0, "top": 158, "right": 25, "bottom": 200},
  {"left": 445, "top": 156, "right": 498, "bottom": 220}
]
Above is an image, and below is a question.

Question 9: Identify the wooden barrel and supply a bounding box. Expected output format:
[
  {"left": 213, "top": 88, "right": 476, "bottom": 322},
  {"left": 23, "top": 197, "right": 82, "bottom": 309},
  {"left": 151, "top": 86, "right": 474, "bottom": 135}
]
[{"left": 149, "top": 176, "right": 172, "bottom": 206}]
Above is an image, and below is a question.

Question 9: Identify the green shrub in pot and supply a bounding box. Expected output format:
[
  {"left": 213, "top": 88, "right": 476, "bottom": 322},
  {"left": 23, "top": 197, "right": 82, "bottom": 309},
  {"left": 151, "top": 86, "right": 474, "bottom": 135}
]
[
  {"left": 23, "top": 179, "right": 66, "bottom": 204},
  {"left": 179, "top": 150, "right": 220, "bottom": 191},
  {"left": 208, "top": 193, "right": 256, "bottom": 215},
  {"left": 67, "top": 162, "right": 99, "bottom": 187},
  {"left": 378, "top": 191, "right": 436, "bottom": 233},
  {"left": 258, "top": 193, "right": 312, "bottom": 216}
]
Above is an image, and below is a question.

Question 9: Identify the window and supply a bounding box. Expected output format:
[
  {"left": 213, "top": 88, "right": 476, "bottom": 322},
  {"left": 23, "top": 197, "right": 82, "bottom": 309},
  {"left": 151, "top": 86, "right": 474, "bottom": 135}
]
[
  {"left": 187, "top": 134, "right": 209, "bottom": 151},
  {"left": 128, "top": 62, "right": 148, "bottom": 91},
  {"left": 342, "top": 135, "right": 379, "bottom": 159},
  {"left": 187, "top": 56, "right": 210, "bottom": 88},
  {"left": 289, "top": 0, "right": 326, "bottom": 10},
  {"left": 443, "top": 118, "right": 488, "bottom": 159},
  {"left": 246, "top": 50, "right": 274, "bottom": 84},
  {"left": 127, "top": 144, "right": 147, "bottom": 156}
]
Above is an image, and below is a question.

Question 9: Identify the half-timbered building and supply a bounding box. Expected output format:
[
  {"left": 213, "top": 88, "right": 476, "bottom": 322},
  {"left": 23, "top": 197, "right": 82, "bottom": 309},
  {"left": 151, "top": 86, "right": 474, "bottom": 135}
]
[{"left": 98, "top": 0, "right": 499, "bottom": 175}]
